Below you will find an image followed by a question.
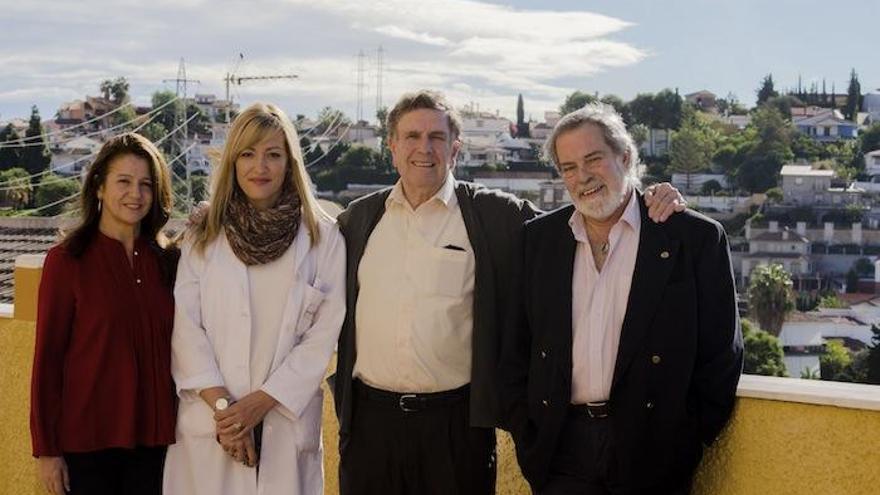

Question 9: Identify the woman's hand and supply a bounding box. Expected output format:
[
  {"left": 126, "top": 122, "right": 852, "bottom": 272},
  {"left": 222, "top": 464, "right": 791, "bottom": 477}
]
[
  {"left": 37, "top": 456, "right": 69, "bottom": 495},
  {"left": 644, "top": 182, "right": 687, "bottom": 222},
  {"left": 214, "top": 390, "right": 278, "bottom": 441},
  {"left": 217, "top": 430, "right": 258, "bottom": 467}
]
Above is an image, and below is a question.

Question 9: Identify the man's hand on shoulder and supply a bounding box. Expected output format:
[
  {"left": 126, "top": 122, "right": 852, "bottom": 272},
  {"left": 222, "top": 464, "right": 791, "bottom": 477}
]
[{"left": 644, "top": 182, "right": 687, "bottom": 223}]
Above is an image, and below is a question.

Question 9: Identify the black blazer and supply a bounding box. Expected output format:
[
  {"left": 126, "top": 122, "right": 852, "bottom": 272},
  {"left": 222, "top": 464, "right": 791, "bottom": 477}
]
[
  {"left": 334, "top": 181, "right": 539, "bottom": 434},
  {"left": 500, "top": 193, "right": 743, "bottom": 491}
]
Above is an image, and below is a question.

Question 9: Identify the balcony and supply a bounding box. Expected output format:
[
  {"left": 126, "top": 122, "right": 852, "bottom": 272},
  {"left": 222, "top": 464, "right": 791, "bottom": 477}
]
[{"left": 1, "top": 256, "right": 878, "bottom": 494}]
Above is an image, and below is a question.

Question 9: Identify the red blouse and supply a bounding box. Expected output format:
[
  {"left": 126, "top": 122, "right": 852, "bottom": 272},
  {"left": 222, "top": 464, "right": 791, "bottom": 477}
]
[{"left": 30, "top": 233, "right": 176, "bottom": 457}]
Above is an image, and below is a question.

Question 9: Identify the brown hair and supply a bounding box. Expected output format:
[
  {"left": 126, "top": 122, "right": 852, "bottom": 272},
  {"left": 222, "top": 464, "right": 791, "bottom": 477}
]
[
  {"left": 191, "top": 102, "right": 327, "bottom": 252},
  {"left": 62, "top": 133, "right": 173, "bottom": 258},
  {"left": 386, "top": 90, "right": 462, "bottom": 140}
]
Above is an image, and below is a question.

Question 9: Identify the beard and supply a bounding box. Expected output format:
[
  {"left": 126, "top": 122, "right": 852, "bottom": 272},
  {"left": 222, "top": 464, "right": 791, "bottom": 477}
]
[{"left": 571, "top": 180, "right": 633, "bottom": 221}]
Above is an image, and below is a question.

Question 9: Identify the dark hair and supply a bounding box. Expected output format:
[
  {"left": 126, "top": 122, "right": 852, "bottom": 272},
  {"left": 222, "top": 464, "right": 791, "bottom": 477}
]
[
  {"left": 386, "top": 89, "right": 462, "bottom": 140},
  {"left": 62, "top": 133, "right": 174, "bottom": 275}
]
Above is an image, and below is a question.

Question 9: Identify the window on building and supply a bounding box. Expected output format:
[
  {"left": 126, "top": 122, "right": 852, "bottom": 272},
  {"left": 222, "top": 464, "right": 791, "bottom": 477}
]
[{"left": 823, "top": 127, "right": 831, "bottom": 137}]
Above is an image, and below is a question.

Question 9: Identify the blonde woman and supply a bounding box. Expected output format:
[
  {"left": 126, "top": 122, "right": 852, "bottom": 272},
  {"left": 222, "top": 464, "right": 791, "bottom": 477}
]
[{"left": 163, "top": 102, "right": 345, "bottom": 495}]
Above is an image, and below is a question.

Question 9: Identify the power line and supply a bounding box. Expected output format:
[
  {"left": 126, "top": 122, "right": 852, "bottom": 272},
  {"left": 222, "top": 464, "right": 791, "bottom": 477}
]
[
  {"left": 0, "top": 96, "right": 180, "bottom": 149},
  {"left": 0, "top": 102, "right": 170, "bottom": 187},
  {"left": 0, "top": 101, "right": 137, "bottom": 145}
]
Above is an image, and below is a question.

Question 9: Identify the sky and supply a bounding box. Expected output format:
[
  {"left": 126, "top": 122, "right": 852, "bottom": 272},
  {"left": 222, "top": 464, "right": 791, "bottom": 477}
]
[{"left": 1, "top": 0, "right": 878, "bottom": 125}]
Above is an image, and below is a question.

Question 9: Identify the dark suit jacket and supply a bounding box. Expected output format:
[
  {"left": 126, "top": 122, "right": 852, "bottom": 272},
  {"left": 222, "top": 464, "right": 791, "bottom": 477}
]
[
  {"left": 500, "top": 193, "right": 743, "bottom": 491},
  {"left": 334, "top": 180, "right": 539, "bottom": 434}
]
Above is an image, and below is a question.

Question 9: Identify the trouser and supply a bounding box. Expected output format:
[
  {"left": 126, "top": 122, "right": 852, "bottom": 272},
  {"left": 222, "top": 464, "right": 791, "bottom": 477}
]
[
  {"left": 339, "top": 380, "right": 496, "bottom": 495},
  {"left": 63, "top": 445, "right": 166, "bottom": 495},
  {"left": 539, "top": 406, "right": 693, "bottom": 495}
]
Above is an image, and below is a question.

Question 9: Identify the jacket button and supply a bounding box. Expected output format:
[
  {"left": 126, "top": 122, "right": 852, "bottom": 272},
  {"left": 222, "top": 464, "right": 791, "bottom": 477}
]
[
  {"left": 646, "top": 401, "right": 654, "bottom": 409},
  {"left": 660, "top": 251, "right": 670, "bottom": 259},
  {"left": 540, "top": 350, "right": 547, "bottom": 359},
  {"left": 651, "top": 355, "right": 661, "bottom": 365},
  {"left": 542, "top": 399, "right": 549, "bottom": 407}
]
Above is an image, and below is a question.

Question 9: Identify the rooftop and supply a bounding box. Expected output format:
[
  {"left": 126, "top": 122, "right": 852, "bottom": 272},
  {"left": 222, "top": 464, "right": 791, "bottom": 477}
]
[{"left": 780, "top": 165, "right": 835, "bottom": 177}]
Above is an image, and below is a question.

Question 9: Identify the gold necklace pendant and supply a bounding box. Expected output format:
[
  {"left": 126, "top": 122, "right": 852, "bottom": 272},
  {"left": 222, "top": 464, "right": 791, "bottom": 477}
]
[{"left": 601, "top": 242, "right": 609, "bottom": 254}]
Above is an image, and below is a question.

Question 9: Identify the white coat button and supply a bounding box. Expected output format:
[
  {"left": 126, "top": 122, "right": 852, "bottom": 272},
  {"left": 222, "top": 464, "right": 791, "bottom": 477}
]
[
  {"left": 134, "top": 250, "right": 139, "bottom": 256},
  {"left": 542, "top": 399, "right": 549, "bottom": 407},
  {"left": 660, "top": 251, "right": 670, "bottom": 259},
  {"left": 646, "top": 401, "right": 654, "bottom": 409},
  {"left": 136, "top": 278, "right": 141, "bottom": 284},
  {"left": 651, "top": 355, "right": 661, "bottom": 365},
  {"left": 540, "top": 350, "right": 547, "bottom": 359}
]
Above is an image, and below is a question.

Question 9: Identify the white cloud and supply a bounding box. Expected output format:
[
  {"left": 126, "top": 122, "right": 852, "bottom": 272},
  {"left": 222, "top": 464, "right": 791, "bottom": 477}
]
[
  {"left": 0, "top": 0, "right": 647, "bottom": 121},
  {"left": 372, "top": 26, "right": 452, "bottom": 47}
]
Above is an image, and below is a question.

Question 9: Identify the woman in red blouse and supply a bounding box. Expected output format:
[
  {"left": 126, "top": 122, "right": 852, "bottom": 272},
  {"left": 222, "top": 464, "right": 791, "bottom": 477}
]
[{"left": 30, "top": 133, "right": 177, "bottom": 495}]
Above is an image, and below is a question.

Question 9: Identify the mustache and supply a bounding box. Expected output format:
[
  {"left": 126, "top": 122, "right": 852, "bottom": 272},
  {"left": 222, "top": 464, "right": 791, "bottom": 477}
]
[{"left": 575, "top": 180, "right": 604, "bottom": 195}]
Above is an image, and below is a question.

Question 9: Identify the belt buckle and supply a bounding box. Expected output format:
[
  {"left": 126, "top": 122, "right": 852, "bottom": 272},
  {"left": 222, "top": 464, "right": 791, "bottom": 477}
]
[
  {"left": 399, "top": 394, "right": 419, "bottom": 412},
  {"left": 586, "top": 401, "right": 608, "bottom": 419}
]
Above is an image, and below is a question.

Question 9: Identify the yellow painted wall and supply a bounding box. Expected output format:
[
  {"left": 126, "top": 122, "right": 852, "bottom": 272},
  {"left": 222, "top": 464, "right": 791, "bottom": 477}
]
[
  {"left": 13, "top": 266, "right": 41, "bottom": 323},
  {"left": 2, "top": 262, "right": 877, "bottom": 494}
]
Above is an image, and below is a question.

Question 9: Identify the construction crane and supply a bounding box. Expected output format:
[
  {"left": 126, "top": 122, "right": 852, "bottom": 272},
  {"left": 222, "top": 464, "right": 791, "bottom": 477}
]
[{"left": 223, "top": 73, "right": 298, "bottom": 122}]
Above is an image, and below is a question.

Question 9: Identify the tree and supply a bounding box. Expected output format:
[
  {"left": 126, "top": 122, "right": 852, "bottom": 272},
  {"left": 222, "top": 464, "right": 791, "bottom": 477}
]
[
  {"left": 859, "top": 123, "right": 880, "bottom": 155},
  {"left": 110, "top": 104, "right": 138, "bottom": 130},
  {"left": 516, "top": 93, "right": 525, "bottom": 127},
  {"left": 0, "top": 167, "right": 32, "bottom": 209},
  {"left": 701, "top": 179, "right": 723, "bottom": 195},
  {"left": 843, "top": 68, "right": 861, "bottom": 122},
  {"left": 599, "top": 94, "right": 631, "bottom": 124},
  {"left": 669, "top": 112, "right": 716, "bottom": 192},
  {"left": 316, "top": 106, "right": 351, "bottom": 133},
  {"left": 0, "top": 124, "right": 22, "bottom": 171},
  {"left": 756, "top": 74, "right": 778, "bottom": 106},
  {"left": 820, "top": 340, "right": 852, "bottom": 381},
  {"left": 629, "top": 123, "right": 649, "bottom": 152},
  {"left": 151, "top": 90, "right": 183, "bottom": 134},
  {"left": 35, "top": 173, "right": 79, "bottom": 216},
  {"left": 765, "top": 95, "right": 801, "bottom": 120},
  {"left": 736, "top": 107, "right": 794, "bottom": 192},
  {"left": 186, "top": 104, "right": 211, "bottom": 137},
  {"left": 338, "top": 145, "right": 383, "bottom": 170},
  {"left": 741, "top": 319, "right": 787, "bottom": 376},
  {"left": 846, "top": 269, "right": 859, "bottom": 293},
  {"left": 559, "top": 91, "right": 597, "bottom": 116},
  {"left": 375, "top": 107, "right": 392, "bottom": 171},
  {"left": 765, "top": 187, "right": 783, "bottom": 203},
  {"left": 627, "top": 89, "right": 683, "bottom": 130},
  {"left": 653, "top": 89, "right": 684, "bottom": 130},
  {"left": 717, "top": 93, "right": 747, "bottom": 116},
  {"left": 21, "top": 106, "right": 51, "bottom": 181},
  {"left": 747, "top": 263, "right": 794, "bottom": 336}
]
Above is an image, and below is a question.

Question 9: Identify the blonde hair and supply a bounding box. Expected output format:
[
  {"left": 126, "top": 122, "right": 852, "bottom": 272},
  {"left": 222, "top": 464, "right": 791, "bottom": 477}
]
[{"left": 192, "top": 102, "right": 327, "bottom": 252}]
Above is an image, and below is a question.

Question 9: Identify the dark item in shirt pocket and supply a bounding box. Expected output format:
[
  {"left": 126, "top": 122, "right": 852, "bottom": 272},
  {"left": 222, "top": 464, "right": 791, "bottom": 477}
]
[{"left": 443, "top": 244, "right": 466, "bottom": 252}]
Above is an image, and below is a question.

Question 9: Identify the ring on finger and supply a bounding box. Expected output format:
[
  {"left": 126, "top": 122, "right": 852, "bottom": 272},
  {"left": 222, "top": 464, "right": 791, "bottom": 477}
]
[{"left": 233, "top": 422, "right": 243, "bottom": 431}]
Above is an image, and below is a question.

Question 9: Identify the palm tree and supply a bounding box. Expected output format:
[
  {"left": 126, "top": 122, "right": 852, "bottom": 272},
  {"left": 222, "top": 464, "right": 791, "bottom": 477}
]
[{"left": 747, "top": 264, "right": 794, "bottom": 336}]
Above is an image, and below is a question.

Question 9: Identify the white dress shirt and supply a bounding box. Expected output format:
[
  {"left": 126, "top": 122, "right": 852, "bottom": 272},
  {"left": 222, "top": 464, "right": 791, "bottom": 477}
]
[
  {"left": 570, "top": 191, "right": 641, "bottom": 404},
  {"left": 353, "top": 174, "right": 475, "bottom": 393}
]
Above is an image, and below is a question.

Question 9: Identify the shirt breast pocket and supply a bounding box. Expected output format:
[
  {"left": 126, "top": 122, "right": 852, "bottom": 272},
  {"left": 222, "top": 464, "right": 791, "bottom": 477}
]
[
  {"left": 295, "top": 280, "right": 326, "bottom": 336},
  {"left": 421, "top": 246, "right": 470, "bottom": 297}
]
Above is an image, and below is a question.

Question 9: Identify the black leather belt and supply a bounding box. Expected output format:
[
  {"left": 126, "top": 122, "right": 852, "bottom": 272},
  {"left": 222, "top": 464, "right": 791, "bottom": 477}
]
[
  {"left": 354, "top": 380, "right": 469, "bottom": 413},
  {"left": 570, "top": 401, "right": 611, "bottom": 419}
]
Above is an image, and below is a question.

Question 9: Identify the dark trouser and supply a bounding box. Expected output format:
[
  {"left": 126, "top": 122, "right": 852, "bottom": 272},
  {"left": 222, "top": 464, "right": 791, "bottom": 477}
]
[
  {"left": 539, "top": 408, "right": 692, "bottom": 495},
  {"left": 340, "top": 380, "right": 496, "bottom": 495},
  {"left": 63, "top": 446, "right": 166, "bottom": 495}
]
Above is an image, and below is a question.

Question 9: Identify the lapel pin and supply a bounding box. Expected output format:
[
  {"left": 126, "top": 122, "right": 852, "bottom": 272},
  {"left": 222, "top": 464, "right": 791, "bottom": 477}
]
[{"left": 660, "top": 250, "right": 670, "bottom": 259}]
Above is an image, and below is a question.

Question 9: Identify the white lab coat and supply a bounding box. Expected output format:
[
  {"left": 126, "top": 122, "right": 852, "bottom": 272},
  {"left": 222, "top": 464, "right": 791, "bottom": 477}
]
[{"left": 163, "top": 217, "right": 345, "bottom": 495}]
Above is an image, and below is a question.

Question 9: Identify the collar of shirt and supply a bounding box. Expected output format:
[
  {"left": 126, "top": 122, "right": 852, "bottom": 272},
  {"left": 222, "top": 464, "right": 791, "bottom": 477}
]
[
  {"left": 386, "top": 173, "right": 458, "bottom": 212},
  {"left": 568, "top": 189, "right": 641, "bottom": 244}
]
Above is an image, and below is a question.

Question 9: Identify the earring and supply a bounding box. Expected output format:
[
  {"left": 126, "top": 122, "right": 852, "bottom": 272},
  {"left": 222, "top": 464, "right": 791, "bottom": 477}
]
[{"left": 98, "top": 199, "right": 102, "bottom": 212}]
